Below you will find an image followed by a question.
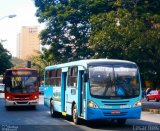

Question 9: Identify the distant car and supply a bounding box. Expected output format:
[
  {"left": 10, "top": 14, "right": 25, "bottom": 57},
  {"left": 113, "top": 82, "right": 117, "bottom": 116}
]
[
  {"left": 0, "top": 83, "right": 5, "bottom": 93},
  {"left": 146, "top": 90, "right": 160, "bottom": 102},
  {"left": 39, "top": 85, "right": 44, "bottom": 94}
]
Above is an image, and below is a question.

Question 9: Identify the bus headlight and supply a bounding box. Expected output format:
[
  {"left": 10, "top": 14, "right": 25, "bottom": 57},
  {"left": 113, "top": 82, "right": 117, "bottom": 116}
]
[
  {"left": 34, "top": 96, "right": 38, "bottom": 99},
  {"left": 6, "top": 96, "right": 10, "bottom": 100},
  {"left": 88, "top": 100, "right": 98, "bottom": 108},
  {"left": 133, "top": 100, "right": 142, "bottom": 107}
]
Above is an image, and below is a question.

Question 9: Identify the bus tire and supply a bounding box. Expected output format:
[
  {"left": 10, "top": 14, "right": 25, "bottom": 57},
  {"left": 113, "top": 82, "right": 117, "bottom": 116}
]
[
  {"left": 50, "top": 100, "right": 57, "bottom": 117},
  {"left": 116, "top": 119, "right": 126, "bottom": 125},
  {"left": 146, "top": 97, "right": 149, "bottom": 101},
  {"left": 72, "top": 104, "right": 79, "bottom": 124}
]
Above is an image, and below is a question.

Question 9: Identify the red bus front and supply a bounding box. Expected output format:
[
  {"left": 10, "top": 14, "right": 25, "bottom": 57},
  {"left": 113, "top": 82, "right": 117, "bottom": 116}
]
[{"left": 3, "top": 68, "right": 39, "bottom": 108}]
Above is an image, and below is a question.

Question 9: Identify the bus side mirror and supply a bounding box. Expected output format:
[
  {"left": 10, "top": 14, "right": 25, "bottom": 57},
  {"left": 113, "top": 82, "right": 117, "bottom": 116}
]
[{"left": 84, "top": 73, "right": 89, "bottom": 82}]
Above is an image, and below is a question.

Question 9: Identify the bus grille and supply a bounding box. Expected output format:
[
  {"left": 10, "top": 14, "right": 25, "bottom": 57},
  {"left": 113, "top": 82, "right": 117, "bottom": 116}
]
[
  {"left": 14, "top": 95, "right": 32, "bottom": 98},
  {"left": 16, "top": 102, "right": 28, "bottom": 104},
  {"left": 101, "top": 100, "right": 130, "bottom": 106}
]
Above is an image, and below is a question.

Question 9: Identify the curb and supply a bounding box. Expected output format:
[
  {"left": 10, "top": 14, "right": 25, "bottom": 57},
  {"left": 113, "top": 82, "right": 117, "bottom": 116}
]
[
  {"left": 149, "top": 109, "right": 160, "bottom": 114},
  {"left": 142, "top": 108, "right": 160, "bottom": 114}
]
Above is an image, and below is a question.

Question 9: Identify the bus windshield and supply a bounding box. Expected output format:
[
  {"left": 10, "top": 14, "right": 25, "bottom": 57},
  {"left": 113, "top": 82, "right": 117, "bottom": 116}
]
[
  {"left": 4, "top": 70, "right": 38, "bottom": 94},
  {"left": 89, "top": 64, "right": 140, "bottom": 99}
]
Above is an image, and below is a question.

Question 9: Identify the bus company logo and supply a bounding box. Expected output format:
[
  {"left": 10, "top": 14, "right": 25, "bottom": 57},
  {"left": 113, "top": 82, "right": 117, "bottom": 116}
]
[
  {"left": 100, "top": 105, "right": 112, "bottom": 109},
  {"left": 120, "top": 105, "right": 131, "bottom": 109}
]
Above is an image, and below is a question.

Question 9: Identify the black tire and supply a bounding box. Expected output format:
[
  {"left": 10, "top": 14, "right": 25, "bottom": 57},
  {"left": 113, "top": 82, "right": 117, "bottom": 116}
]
[
  {"left": 117, "top": 119, "right": 126, "bottom": 125},
  {"left": 72, "top": 104, "right": 79, "bottom": 124},
  {"left": 50, "top": 100, "right": 57, "bottom": 117}
]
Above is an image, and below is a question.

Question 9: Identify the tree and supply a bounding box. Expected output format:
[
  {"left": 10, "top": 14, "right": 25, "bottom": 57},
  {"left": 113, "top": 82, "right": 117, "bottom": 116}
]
[
  {"left": 30, "top": 55, "right": 49, "bottom": 82},
  {"left": 0, "top": 42, "right": 13, "bottom": 75},
  {"left": 33, "top": 0, "right": 112, "bottom": 63},
  {"left": 89, "top": 8, "right": 146, "bottom": 59}
]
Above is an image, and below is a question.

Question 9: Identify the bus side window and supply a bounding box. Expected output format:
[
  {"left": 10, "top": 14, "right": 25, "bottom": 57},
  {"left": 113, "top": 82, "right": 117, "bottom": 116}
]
[
  {"left": 45, "top": 70, "right": 51, "bottom": 86},
  {"left": 56, "top": 69, "right": 61, "bottom": 87},
  {"left": 67, "top": 67, "right": 78, "bottom": 88},
  {"left": 50, "top": 70, "right": 56, "bottom": 86}
]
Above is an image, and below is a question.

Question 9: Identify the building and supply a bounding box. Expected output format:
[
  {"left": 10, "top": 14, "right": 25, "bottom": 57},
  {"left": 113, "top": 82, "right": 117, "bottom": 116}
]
[{"left": 17, "top": 26, "right": 40, "bottom": 60}]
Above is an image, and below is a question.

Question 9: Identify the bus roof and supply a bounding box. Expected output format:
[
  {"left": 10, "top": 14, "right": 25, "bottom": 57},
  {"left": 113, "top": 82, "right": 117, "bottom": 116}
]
[{"left": 45, "top": 59, "right": 136, "bottom": 70}]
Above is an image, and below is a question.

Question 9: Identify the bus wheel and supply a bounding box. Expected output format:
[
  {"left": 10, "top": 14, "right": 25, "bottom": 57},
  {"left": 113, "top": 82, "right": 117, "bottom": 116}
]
[
  {"left": 50, "top": 101, "right": 56, "bottom": 117},
  {"left": 72, "top": 104, "right": 79, "bottom": 124},
  {"left": 116, "top": 119, "right": 126, "bottom": 125},
  {"left": 146, "top": 97, "right": 149, "bottom": 101}
]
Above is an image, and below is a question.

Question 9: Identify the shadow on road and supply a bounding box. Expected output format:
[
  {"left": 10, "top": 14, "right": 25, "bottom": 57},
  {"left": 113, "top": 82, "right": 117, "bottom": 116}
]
[
  {"left": 4, "top": 104, "right": 49, "bottom": 112},
  {"left": 79, "top": 119, "right": 132, "bottom": 130},
  {"left": 64, "top": 117, "right": 160, "bottom": 131},
  {"left": 85, "top": 119, "right": 160, "bottom": 130}
]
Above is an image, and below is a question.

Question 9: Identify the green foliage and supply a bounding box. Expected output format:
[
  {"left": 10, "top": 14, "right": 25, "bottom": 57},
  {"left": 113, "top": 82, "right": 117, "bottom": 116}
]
[
  {"left": 0, "top": 43, "right": 12, "bottom": 75},
  {"left": 34, "top": 0, "right": 112, "bottom": 63},
  {"left": 89, "top": 9, "right": 146, "bottom": 59},
  {"left": 30, "top": 55, "right": 50, "bottom": 81}
]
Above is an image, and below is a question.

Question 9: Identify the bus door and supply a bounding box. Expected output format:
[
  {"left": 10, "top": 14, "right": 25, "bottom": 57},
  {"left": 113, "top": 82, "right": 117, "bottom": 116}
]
[
  {"left": 65, "top": 67, "right": 78, "bottom": 115},
  {"left": 61, "top": 72, "right": 67, "bottom": 112},
  {"left": 80, "top": 71, "right": 86, "bottom": 117}
]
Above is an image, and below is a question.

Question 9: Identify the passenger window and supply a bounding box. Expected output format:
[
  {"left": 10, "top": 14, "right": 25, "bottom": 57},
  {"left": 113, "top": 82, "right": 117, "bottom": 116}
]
[
  {"left": 50, "top": 70, "right": 56, "bottom": 86},
  {"left": 46, "top": 69, "right": 62, "bottom": 87},
  {"left": 67, "top": 67, "right": 78, "bottom": 88},
  {"left": 56, "top": 69, "right": 62, "bottom": 87},
  {"left": 45, "top": 70, "right": 51, "bottom": 85}
]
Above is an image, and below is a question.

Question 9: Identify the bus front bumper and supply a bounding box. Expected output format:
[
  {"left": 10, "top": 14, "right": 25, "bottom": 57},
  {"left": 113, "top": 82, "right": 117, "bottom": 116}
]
[
  {"left": 86, "top": 106, "right": 141, "bottom": 120},
  {"left": 5, "top": 99, "right": 39, "bottom": 106}
]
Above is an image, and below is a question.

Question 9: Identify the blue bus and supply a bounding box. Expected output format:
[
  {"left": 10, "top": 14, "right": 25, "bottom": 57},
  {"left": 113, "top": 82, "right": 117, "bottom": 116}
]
[{"left": 44, "top": 59, "right": 142, "bottom": 124}]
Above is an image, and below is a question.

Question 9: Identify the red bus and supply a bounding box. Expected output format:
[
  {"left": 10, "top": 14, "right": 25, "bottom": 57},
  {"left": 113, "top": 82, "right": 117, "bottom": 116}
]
[{"left": 3, "top": 68, "right": 39, "bottom": 110}]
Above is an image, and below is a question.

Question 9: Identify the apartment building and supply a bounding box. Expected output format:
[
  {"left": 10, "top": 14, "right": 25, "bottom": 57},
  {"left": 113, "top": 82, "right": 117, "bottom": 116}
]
[{"left": 17, "top": 26, "right": 40, "bottom": 60}]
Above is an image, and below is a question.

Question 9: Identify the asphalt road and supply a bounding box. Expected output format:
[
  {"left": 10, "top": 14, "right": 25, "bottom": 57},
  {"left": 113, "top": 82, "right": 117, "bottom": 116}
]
[{"left": 0, "top": 93, "right": 160, "bottom": 131}]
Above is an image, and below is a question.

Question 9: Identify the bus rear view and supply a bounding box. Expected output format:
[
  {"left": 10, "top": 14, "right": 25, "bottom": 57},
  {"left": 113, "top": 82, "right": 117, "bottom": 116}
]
[{"left": 3, "top": 68, "right": 39, "bottom": 110}]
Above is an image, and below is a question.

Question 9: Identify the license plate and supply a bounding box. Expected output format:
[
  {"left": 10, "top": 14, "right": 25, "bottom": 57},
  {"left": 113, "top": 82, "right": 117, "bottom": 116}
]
[{"left": 111, "top": 110, "right": 120, "bottom": 114}]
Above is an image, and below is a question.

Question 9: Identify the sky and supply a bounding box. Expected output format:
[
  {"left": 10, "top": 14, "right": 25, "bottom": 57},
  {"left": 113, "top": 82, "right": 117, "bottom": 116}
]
[{"left": 0, "top": 0, "right": 44, "bottom": 57}]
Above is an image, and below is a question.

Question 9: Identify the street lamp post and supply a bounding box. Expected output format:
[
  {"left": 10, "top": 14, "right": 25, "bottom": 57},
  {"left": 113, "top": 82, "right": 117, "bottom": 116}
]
[{"left": 0, "top": 14, "right": 16, "bottom": 21}]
